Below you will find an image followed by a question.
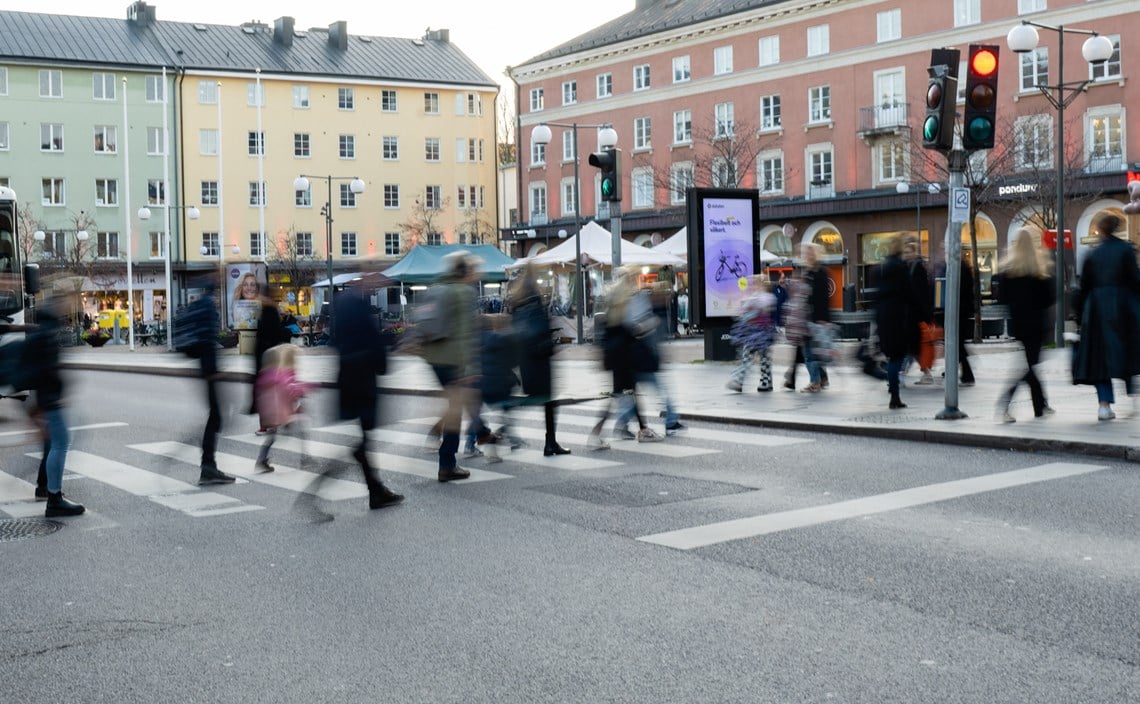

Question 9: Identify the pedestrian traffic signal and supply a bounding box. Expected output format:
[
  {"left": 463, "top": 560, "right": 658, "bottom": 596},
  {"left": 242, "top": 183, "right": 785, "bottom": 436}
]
[
  {"left": 922, "top": 64, "right": 957, "bottom": 152},
  {"left": 962, "top": 44, "right": 1000, "bottom": 150},
  {"left": 588, "top": 148, "right": 622, "bottom": 203}
]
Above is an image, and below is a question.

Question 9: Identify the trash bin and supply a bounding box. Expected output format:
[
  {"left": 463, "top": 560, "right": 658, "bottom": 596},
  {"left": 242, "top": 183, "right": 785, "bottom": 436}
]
[
  {"left": 843, "top": 283, "right": 856, "bottom": 312},
  {"left": 238, "top": 330, "right": 257, "bottom": 355}
]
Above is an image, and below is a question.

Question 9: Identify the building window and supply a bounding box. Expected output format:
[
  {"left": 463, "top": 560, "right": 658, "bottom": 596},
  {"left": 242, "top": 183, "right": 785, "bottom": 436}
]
[
  {"left": 1086, "top": 107, "right": 1124, "bottom": 172},
  {"left": 596, "top": 73, "right": 612, "bottom": 98},
  {"left": 424, "top": 185, "right": 441, "bottom": 210},
  {"left": 807, "top": 25, "right": 830, "bottom": 57},
  {"left": 757, "top": 151, "right": 784, "bottom": 194},
  {"left": 385, "top": 232, "right": 400, "bottom": 256},
  {"left": 1019, "top": 48, "right": 1049, "bottom": 92},
  {"left": 148, "top": 232, "right": 163, "bottom": 259},
  {"left": 42, "top": 178, "right": 65, "bottom": 205},
  {"left": 293, "top": 85, "right": 310, "bottom": 108},
  {"left": 249, "top": 232, "right": 264, "bottom": 259},
  {"left": 954, "top": 0, "right": 980, "bottom": 27},
  {"left": 1018, "top": 0, "right": 1045, "bottom": 11},
  {"left": 1091, "top": 36, "right": 1121, "bottom": 81},
  {"left": 97, "top": 232, "right": 120, "bottom": 259},
  {"left": 631, "top": 168, "right": 653, "bottom": 209},
  {"left": 148, "top": 179, "right": 166, "bottom": 206},
  {"left": 339, "top": 134, "right": 355, "bottom": 159},
  {"left": 340, "top": 183, "right": 359, "bottom": 208},
  {"left": 338, "top": 87, "right": 354, "bottom": 110},
  {"left": 712, "top": 158, "right": 738, "bottom": 188},
  {"left": 714, "top": 46, "right": 733, "bottom": 75},
  {"left": 247, "top": 130, "right": 264, "bottom": 157},
  {"left": 145, "top": 76, "right": 163, "bottom": 102},
  {"left": 877, "top": 140, "right": 907, "bottom": 182},
  {"left": 247, "top": 82, "right": 265, "bottom": 107},
  {"left": 424, "top": 92, "right": 439, "bottom": 114},
  {"left": 40, "top": 232, "right": 65, "bottom": 257},
  {"left": 95, "top": 126, "right": 118, "bottom": 154},
  {"left": 93, "top": 72, "right": 116, "bottom": 100},
  {"left": 562, "top": 131, "right": 577, "bottom": 162},
  {"left": 41, "top": 124, "right": 64, "bottom": 152},
  {"left": 634, "top": 64, "right": 651, "bottom": 91},
  {"left": 201, "top": 181, "right": 218, "bottom": 206},
  {"left": 39, "top": 69, "right": 62, "bottom": 98},
  {"left": 296, "top": 232, "right": 313, "bottom": 257},
  {"left": 340, "top": 232, "right": 357, "bottom": 257},
  {"left": 202, "top": 232, "right": 219, "bottom": 257},
  {"left": 95, "top": 178, "right": 118, "bottom": 206},
  {"left": 146, "top": 127, "right": 165, "bottom": 155},
  {"left": 381, "top": 90, "right": 397, "bottom": 112},
  {"left": 0, "top": 122, "right": 7, "bottom": 150},
  {"left": 634, "top": 117, "right": 651, "bottom": 150},
  {"left": 294, "top": 132, "right": 310, "bottom": 158},
  {"left": 715, "top": 102, "right": 734, "bottom": 138},
  {"left": 295, "top": 184, "right": 311, "bottom": 207},
  {"left": 673, "top": 56, "right": 690, "bottom": 83},
  {"left": 673, "top": 110, "right": 692, "bottom": 145},
  {"left": 384, "top": 184, "right": 400, "bottom": 209},
  {"left": 562, "top": 80, "right": 577, "bottom": 105},
  {"left": 423, "top": 232, "right": 440, "bottom": 246},
  {"left": 1015, "top": 115, "right": 1053, "bottom": 170},
  {"left": 529, "top": 88, "right": 544, "bottom": 112},
  {"left": 760, "top": 95, "right": 781, "bottom": 131},
  {"left": 383, "top": 136, "right": 399, "bottom": 161},
  {"left": 670, "top": 163, "right": 693, "bottom": 205},
  {"left": 809, "top": 86, "right": 832, "bottom": 123},
  {"left": 425, "top": 138, "right": 440, "bottom": 162},
  {"left": 247, "top": 181, "right": 265, "bottom": 207},
  {"left": 467, "top": 138, "right": 484, "bottom": 163},
  {"left": 199, "top": 80, "right": 217, "bottom": 104},
  {"left": 529, "top": 183, "right": 547, "bottom": 223},
  {"left": 456, "top": 186, "right": 468, "bottom": 210},
  {"left": 466, "top": 93, "right": 482, "bottom": 116},
  {"left": 561, "top": 178, "right": 578, "bottom": 216},
  {"left": 807, "top": 147, "right": 835, "bottom": 198},
  {"left": 0, "top": 68, "right": 7, "bottom": 95},
  {"left": 877, "top": 9, "right": 901, "bottom": 42},
  {"left": 759, "top": 36, "right": 780, "bottom": 66},
  {"left": 198, "top": 128, "right": 218, "bottom": 156},
  {"left": 531, "top": 141, "right": 546, "bottom": 167}
]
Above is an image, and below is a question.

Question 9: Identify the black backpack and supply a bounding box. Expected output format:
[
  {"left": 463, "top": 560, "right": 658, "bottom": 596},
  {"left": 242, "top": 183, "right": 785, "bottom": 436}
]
[{"left": 172, "top": 302, "right": 211, "bottom": 358}]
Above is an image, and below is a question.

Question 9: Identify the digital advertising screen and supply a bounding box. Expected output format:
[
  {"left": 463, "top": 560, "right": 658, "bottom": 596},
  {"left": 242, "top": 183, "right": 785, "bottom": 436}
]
[{"left": 686, "top": 190, "right": 758, "bottom": 323}]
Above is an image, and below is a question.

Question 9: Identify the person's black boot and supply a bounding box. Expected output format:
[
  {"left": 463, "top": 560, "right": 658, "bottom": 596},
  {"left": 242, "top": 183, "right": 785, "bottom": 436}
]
[
  {"left": 543, "top": 442, "right": 571, "bottom": 456},
  {"left": 45, "top": 492, "right": 85, "bottom": 517},
  {"left": 34, "top": 485, "right": 48, "bottom": 501},
  {"left": 889, "top": 393, "right": 907, "bottom": 409},
  {"left": 369, "top": 483, "right": 404, "bottom": 510}
]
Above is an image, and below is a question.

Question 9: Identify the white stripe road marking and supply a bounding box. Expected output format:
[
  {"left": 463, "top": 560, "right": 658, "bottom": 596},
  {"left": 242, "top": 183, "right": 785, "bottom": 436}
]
[
  {"left": 637, "top": 462, "right": 1110, "bottom": 550},
  {"left": 507, "top": 410, "right": 814, "bottom": 449},
  {"left": 0, "top": 421, "right": 128, "bottom": 439},
  {"left": 132, "top": 441, "right": 368, "bottom": 501},
  {"left": 55, "top": 450, "right": 263, "bottom": 518},
  {"left": 225, "top": 433, "right": 513, "bottom": 484},
  {"left": 0, "top": 471, "right": 42, "bottom": 518},
  {"left": 316, "top": 424, "right": 625, "bottom": 471}
]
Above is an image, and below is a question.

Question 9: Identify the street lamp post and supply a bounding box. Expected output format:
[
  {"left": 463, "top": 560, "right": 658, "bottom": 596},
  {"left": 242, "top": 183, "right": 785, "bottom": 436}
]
[
  {"left": 293, "top": 175, "right": 365, "bottom": 325},
  {"left": 894, "top": 182, "right": 942, "bottom": 250},
  {"left": 139, "top": 204, "right": 200, "bottom": 350},
  {"left": 34, "top": 226, "right": 90, "bottom": 345},
  {"left": 531, "top": 122, "right": 617, "bottom": 344},
  {"left": 1007, "top": 21, "right": 1114, "bottom": 348}
]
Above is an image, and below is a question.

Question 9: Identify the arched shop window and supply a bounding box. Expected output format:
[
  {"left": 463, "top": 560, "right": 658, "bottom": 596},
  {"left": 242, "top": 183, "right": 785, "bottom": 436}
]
[
  {"left": 760, "top": 228, "right": 793, "bottom": 257},
  {"left": 810, "top": 226, "right": 843, "bottom": 256},
  {"left": 960, "top": 214, "right": 997, "bottom": 296}
]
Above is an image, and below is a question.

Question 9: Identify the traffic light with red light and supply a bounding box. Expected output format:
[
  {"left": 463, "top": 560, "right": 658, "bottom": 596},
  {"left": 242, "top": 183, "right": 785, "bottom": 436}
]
[
  {"left": 922, "top": 48, "right": 960, "bottom": 152},
  {"left": 588, "top": 148, "right": 622, "bottom": 203},
  {"left": 962, "top": 44, "right": 1000, "bottom": 150}
]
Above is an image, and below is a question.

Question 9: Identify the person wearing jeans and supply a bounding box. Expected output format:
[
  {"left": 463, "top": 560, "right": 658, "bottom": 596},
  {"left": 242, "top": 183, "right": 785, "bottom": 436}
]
[{"left": 799, "top": 243, "right": 831, "bottom": 393}]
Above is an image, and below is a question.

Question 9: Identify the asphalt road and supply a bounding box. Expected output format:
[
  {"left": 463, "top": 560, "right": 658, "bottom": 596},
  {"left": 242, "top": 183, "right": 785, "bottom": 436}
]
[{"left": 2, "top": 370, "right": 1138, "bottom": 703}]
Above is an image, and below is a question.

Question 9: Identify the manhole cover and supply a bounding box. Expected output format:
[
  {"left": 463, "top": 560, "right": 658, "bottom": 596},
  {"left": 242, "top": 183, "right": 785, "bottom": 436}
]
[
  {"left": 530, "top": 472, "right": 754, "bottom": 507},
  {"left": 0, "top": 518, "right": 64, "bottom": 542}
]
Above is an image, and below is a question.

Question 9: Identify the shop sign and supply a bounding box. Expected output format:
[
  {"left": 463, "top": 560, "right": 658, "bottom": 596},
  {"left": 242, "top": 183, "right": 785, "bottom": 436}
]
[
  {"left": 1042, "top": 229, "right": 1072, "bottom": 250},
  {"left": 998, "top": 183, "right": 1038, "bottom": 197}
]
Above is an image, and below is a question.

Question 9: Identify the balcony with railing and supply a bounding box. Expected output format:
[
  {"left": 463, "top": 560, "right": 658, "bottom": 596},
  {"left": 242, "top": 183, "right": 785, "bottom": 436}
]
[{"left": 857, "top": 102, "right": 911, "bottom": 142}]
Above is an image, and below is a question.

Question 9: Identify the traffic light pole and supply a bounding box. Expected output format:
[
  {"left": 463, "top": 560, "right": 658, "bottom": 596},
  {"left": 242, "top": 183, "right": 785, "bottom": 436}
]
[
  {"left": 610, "top": 203, "right": 622, "bottom": 268},
  {"left": 937, "top": 149, "right": 968, "bottom": 420}
]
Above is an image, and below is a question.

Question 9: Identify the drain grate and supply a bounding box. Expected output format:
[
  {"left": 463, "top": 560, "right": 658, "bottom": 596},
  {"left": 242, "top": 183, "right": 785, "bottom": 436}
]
[
  {"left": 0, "top": 518, "right": 64, "bottom": 543},
  {"left": 846, "top": 413, "right": 931, "bottom": 425}
]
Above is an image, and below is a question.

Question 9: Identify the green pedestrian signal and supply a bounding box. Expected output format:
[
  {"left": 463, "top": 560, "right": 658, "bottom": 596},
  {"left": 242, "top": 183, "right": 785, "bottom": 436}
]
[{"left": 589, "top": 148, "right": 622, "bottom": 203}]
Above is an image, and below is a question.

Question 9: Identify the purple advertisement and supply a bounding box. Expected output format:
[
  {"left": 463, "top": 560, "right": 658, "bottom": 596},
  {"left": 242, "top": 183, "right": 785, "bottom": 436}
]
[{"left": 702, "top": 197, "right": 754, "bottom": 318}]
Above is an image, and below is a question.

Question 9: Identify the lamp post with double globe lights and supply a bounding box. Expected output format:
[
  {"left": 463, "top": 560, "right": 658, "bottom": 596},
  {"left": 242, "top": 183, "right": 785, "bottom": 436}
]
[{"left": 293, "top": 175, "right": 365, "bottom": 325}]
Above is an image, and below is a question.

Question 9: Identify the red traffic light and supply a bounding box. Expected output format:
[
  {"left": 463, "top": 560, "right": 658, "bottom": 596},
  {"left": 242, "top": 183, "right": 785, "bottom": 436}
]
[{"left": 971, "top": 48, "right": 998, "bottom": 77}]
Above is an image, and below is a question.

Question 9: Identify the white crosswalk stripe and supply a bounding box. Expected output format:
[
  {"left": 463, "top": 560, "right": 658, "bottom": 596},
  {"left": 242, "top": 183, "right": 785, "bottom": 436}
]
[
  {"left": 517, "top": 408, "right": 814, "bottom": 448},
  {"left": 0, "top": 471, "right": 45, "bottom": 518}
]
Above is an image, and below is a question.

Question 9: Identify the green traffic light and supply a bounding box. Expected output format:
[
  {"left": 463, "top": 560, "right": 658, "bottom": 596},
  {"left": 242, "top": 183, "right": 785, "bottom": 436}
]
[
  {"left": 966, "top": 116, "right": 993, "bottom": 143},
  {"left": 923, "top": 116, "right": 940, "bottom": 142},
  {"left": 601, "top": 178, "right": 615, "bottom": 198}
]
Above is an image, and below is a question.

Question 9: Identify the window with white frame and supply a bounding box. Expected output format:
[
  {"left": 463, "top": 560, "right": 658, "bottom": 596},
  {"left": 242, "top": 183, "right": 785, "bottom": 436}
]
[
  {"left": 147, "top": 126, "right": 166, "bottom": 155},
  {"left": 757, "top": 151, "right": 784, "bottom": 194},
  {"left": 957, "top": 59, "right": 968, "bottom": 102},
  {"left": 145, "top": 76, "right": 163, "bottom": 102},
  {"left": 1019, "top": 48, "right": 1049, "bottom": 92},
  {"left": 954, "top": 0, "right": 980, "bottom": 27},
  {"left": 876, "top": 9, "right": 901, "bottom": 42},
  {"left": 297, "top": 232, "right": 313, "bottom": 257},
  {"left": 95, "top": 178, "right": 118, "bottom": 206},
  {"left": 384, "top": 184, "right": 400, "bottom": 208},
  {"left": 199, "top": 129, "right": 218, "bottom": 156},
  {"left": 199, "top": 80, "right": 218, "bottom": 104},
  {"left": 39, "top": 69, "right": 62, "bottom": 98},
  {"left": 148, "top": 232, "right": 163, "bottom": 259},
  {"left": 759, "top": 35, "right": 780, "bottom": 66},
  {"left": 0, "top": 68, "right": 7, "bottom": 95},
  {"left": 384, "top": 232, "right": 400, "bottom": 256},
  {"left": 338, "top": 87, "right": 354, "bottom": 110},
  {"left": 596, "top": 73, "right": 612, "bottom": 98},
  {"left": 562, "top": 80, "right": 577, "bottom": 105},
  {"left": 529, "top": 88, "right": 544, "bottom": 112},
  {"left": 340, "top": 232, "right": 357, "bottom": 257},
  {"left": 466, "top": 93, "right": 482, "bottom": 116},
  {"left": 877, "top": 140, "right": 907, "bottom": 182},
  {"left": 807, "top": 25, "right": 830, "bottom": 56},
  {"left": 1015, "top": 115, "right": 1053, "bottom": 170},
  {"left": 339, "top": 134, "right": 355, "bottom": 159},
  {"left": 670, "top": 162, "right": 693, "bottom": 204},
  {"left": 41, "top": 124, "right": 63, "bottom": 152},
  {"left": 712, "top": 158, "right": 738, "bottom": 188},
  {"left": 714, "top": 46, "right": 733, "bottom": 75},
  {"left": 1086, "top": 106, "right": 1124, "bottom": 171},
  {"left": 98, "top": 232, "right": 120, "bottom": 259},
  {"left": 95, "top": 126, "right": 117, "bottom": 154},
  {"left": 148, "top": 179, "right": 166, "bottom": 206},
  {"left": 246, "top": 82, "right": 265, "bottom": 107},
  {"left": 294, "top": 184, "right": 310, "bottom": 207},
  {"left": 529, "top": 183, "right": 547, "bottom": 222},
  {"left": 41, "top": 232, "right": 66, "bottom": 257},
  {"left": 562, "top": 131, "right": 577, "bottom": 161},
  {"left": 294, "top": 132, "right": 309, "bottom": 158},
  {"left": 201, "top": 232, "right": 219, "bottom": 257},
  {"left": 426, "top": 232, "right": 442, "bottom": 246},
  {"left": 673, "top": 110, "right": 692, "bottom": 144},
  {"left": 715, "top": 102, "right": 734, "bottom": 138},
  {"left": 424, "top": 91, "right": 439, "bottom": 114},
  {"left": 561, "top": 178, "right": 578, "bottom": 216},
  {"left": 201, "top": 181, "right": 218, "bottom": 206},
  {"left": 247, "top": 181, "right": 264, "bottom": 207},
  {"left": 634, "top": 64, "right": 651, "bottom": 91},
  {"left": 292, "top": 85, "right": 309, "bottom": 108},
  {"left": 381, "top": 90, "right": 397, "bottom": 112},
  {"left": 1091, "top": 36, "right": 1121, "bottom": 81},
  {"left": 424, "top": 185, "right": 441, "bottom": 210},
  {"left": 340, "top": 183, "right": 359, "bottom": 208},
  {"left": 1018, "top": 0, "right": 1045, "bottom": 13},
  {"left": 468, "top": 138, "right": 484, "bottom": 163},
  {"left": 0, "top": 122, "right": 9, "bottom": 150},
  {"left": 249, "top": 232, "right": 264, "bottom": 259},
  {"left": 809, "top": 86, "right": 831, "bottom": 123},
  {"left": 246, "top": 130, "right": 263, "bottom": 157},
  {"left": 631, "top": 168, "right": 653, "bottom": 209},
  {"left": 634, "top": 117, "right": 651, "bottom": 150},
  {"left": 425, "top": 137, "right": 440, "bottom": 162},
  {"left": 673, "top": 56, "right": 690, "bottom": 83},
  {"left": 760, "top": 95, "right": 781, "bottom": 131},
  {"left": 456, "top": 186, "right": 467, "bottom": 210},
  {"left": 531, "top": 141, "right": 546, "bottom": 166},
  {"left": 807, "top": 146, "right": 834, "bottom": 197},
  {"left": 93, "top": 72, "right": 116, "bottom": 100},
  {"left": 383, "top": 136, "right": 399, "bottom": 161}
]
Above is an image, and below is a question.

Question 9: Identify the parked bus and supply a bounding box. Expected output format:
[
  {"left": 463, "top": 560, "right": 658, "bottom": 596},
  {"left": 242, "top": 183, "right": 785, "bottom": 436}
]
[{"left": 0, "top": 186, "right": 41, "bottom": 397}]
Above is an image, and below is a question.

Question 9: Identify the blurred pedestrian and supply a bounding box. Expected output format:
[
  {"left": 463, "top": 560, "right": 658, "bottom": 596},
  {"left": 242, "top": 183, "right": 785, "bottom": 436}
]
[
  {"left": 250, "top": 286, "right": 290, "bottom": 426},
  {"left": 727, "top": 275, "right": 776, "bottom": 393},
  {"left": 995, "top": 228, "right": 1055, "bottom": 422},
  {"left": 1072, "top": 213, "right": 1140, "bottom": 420},
  {"left": 511, "top": 262, "right": 570, "bottom": 456},
  {"left": 904, "top": 239, "right": 936, "bottom": 385},
  {"left": 876, "top": 233, "right": 920, "bottom": 409},
  {"left": 955, "top": 258, "right": 977, "bottom": 386},
  {"left": 184, "top": 285, "right": 237, "bottom": 485},
  {"left": 253, "top": 343, "right": 312, "bottom": 472},
  {"left": 799, "top": 243, "right": 832, "bottom": 393},
  {"left": 616, "top": 281, "right": 681, "bottom": 436}
]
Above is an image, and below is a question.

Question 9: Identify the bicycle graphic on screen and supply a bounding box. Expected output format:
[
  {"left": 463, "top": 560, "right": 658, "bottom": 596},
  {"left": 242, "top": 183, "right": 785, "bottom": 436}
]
[{"left": 714, "top": 250, "right": 747, "bottom": 282}]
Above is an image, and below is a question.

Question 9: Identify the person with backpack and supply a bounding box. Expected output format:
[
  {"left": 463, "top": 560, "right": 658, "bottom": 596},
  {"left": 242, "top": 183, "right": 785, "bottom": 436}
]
[
  {"left": 511, "top": 262, "right": 570, "bottom": 456},
  {"left": 180, "top": 285, "right": 237, "bottom": 485}
]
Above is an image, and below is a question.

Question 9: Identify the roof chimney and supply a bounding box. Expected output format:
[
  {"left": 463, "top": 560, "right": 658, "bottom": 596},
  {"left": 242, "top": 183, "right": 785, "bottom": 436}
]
[
  {"left": 273, "top": 16, "right": 295, "bottom": 46},
  {"left": 424, "top": 28, "right": 450, "bottom": 43},
  {"left": 328, "top": 21, "right": 348, "bottom": 51},
  {"left": 127, "top": 1, "right": 156, "bottom": 27}
]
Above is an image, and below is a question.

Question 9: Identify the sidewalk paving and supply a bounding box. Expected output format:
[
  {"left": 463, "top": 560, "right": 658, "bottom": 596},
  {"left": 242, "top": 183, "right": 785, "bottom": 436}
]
[{"left": 60, "top": 337, "right": 1140, "bottom": 462}]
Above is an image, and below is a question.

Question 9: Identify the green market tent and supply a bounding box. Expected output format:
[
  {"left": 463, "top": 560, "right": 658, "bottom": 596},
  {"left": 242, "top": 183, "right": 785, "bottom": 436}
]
[{"left": 381, "top": 244, "right": 514, "bottom": 284}]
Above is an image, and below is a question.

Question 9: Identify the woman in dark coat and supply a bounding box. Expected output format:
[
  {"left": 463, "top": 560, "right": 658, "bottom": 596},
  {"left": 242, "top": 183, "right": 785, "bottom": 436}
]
[
  {"left": 876, "top": 233, "right": 919, "bottom": 409},
  {"left": 996, "top": 228, "right": 1055, "bottom": 421},
  {"left": 511, "top": 262, "right": 569, "bottom": 456},
  {"left": 1072, "top": 213, "right": 1140, "bottom": 421},
  {"left": 250, "top": 290, "right": 290, "bottom": 417},
  {"left": 800, "top": 243, "right": 832, "bottom": 393}
]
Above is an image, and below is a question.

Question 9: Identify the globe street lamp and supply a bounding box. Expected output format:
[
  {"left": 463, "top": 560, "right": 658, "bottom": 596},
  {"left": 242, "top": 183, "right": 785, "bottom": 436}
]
[
  {"left": 293, "top": 175, "right": 365, "bottom": 324},
  {"left": 139, "top": 204, "right": 200, "bottom": 349},
  {"left": 1007, "top": 21, "right": 1114, "bottom": 347},
  {"left": 530, "top": 122, "right": 617, "bottom": 343}
]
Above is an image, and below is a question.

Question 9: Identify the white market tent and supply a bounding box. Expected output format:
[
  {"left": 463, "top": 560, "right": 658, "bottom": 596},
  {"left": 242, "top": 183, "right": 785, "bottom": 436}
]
[
  {"left": 652, "top": 227, "right": 688, "bottom": 259},
  {"left": 514, "top": 221, "right": 684, "bottom": 268}
]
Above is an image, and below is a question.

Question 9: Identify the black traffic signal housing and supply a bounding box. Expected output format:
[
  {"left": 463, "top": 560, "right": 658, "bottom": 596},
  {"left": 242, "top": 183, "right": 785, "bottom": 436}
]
[
  {"left": 962, "top": 44, "right": 1000, "bottom": 150},
  {"left": 922, "top": 49, "right": 959, "bottom": 152},
  {"left": 588, "top": 147, "right": 622, "bottom": 203}
]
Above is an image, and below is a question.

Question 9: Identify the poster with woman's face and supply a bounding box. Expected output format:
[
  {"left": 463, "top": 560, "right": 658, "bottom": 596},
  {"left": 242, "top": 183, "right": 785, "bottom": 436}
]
[{"left": 226, "top": 263, "right": 266, "bottom": 329}]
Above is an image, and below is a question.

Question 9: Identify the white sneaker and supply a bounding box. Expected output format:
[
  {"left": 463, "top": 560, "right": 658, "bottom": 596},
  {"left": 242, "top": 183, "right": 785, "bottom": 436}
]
[
  {"left": 482, "top": 443, "right": 502, "bottom": 464},
  {"left": 1098, "top": 406, "right": 1115, "bottom": 421},
  {"left": 586, "top": 433, "right": 610, "bottom": 451},
  {"left": 914, "top": 372, "right": 934, "bottom": 385},
  {"left": 637, "top": 427, "right": 664, "bottom": 443}
]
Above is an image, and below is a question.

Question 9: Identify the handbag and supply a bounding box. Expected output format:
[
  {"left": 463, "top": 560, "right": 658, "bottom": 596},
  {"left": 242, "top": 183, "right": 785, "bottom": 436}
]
[{"left": 808, "top": 322, "right": 837, "bottom": 362}]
